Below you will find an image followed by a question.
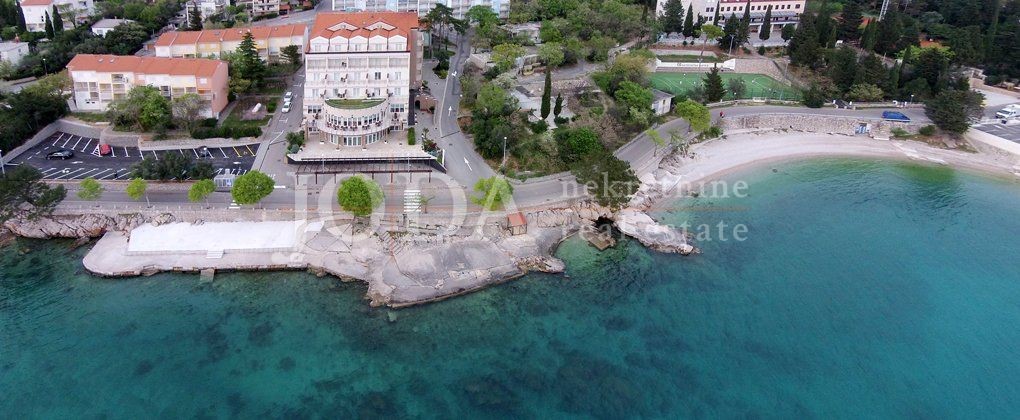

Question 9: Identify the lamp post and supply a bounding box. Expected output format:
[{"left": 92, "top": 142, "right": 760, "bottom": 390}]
[{"left": 501, "top": 136, "right": 508, "bottom": 169}]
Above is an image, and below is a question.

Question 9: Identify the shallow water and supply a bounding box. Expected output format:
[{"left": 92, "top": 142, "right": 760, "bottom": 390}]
[{"left": 2, "top": 158, "right": 1020, "bottom": 418}]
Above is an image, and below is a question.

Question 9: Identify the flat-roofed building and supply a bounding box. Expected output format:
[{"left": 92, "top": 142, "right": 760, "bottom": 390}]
[
  {"left": 303, "top": 12, "right": 422, "bottom": 148},
  {"left": 657, "top": 0, "right": 806, "bottom": 33},
  {"left": 67, "top": 54, "right": 230, "bottom": 118},
  {"left": 332, "top": 0, "right": 509, "bottom": 20},
  {"left": 154, "top": 24, "right": 307, "bottom": 62},
  {"left": 21, "top": 0, "right": 95, "bottom": 33}
]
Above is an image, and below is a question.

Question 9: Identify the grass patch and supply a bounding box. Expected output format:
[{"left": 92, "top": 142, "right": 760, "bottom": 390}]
[
  {"left": 70, "top": 112, "right": 110, "bottom": 123},
  {"left": 650, "top": 72, "right": 801, "bottom": 100}
]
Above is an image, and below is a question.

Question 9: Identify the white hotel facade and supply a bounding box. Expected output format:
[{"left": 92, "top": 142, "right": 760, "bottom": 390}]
[
  {"left": 303, "top": 12, "right": 422, "bottom": 148},
  {"left": 331, "top": 0, "right": 509, "bottom": 19}
]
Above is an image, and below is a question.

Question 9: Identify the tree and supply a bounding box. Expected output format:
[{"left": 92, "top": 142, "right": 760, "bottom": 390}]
[
  {"left": 703, "top": 67, "right": 726, "bottom": 103},
  {"left": 171, "top": 93, "right": 204, "bottom": 130},
  {"left": 231, "top": 171, "right": 274, "bottom": 206},
  {"left": 491, "top": 43, "right": 525, "bottom": 73},
  {"left": 465, "top": 4, "right": 499, "bottom": 28},
  {"left": 781, "top": 24, "right": 795, "bottom": 42},
  {"left": 682, "top": 4, "right": 695, "bottom": 39},
  {"left": 860, "top": 21, "right": 877, "bottom": 51},
  {"left": 336, "top": 175, "right": 383, "bottom": 217},
  {"left": 660, "top": 0, "right": 684, "bottom": 36},
  {"left": 726, "top": 78, "right": 747, "bottom": 99},
  {"left": 711, "top": 1, "right": 720, "bottom": 25},
  {"left": 77, "top": 177, "right": 103, "bottom": 201},
  {"left": 674, "top": 99, "right": 710, "bottom": 133},
  {"left": 233, "top": 31, "right": 266, "bottom": 90},
  {"left": 126, "top": 178, "right": 148, "bottom": 205},
  {"left": 789, "top": 16, "right": 821, "bottom": 68},
  {"left": 541, "top": 69, "right": 552, "bottom": 119},
  {"left": 736, "top": 0, "right": 752, "bottom": 46},
  {"left": 914, "top": 46, "right": 954, "bottom": 95},
  {"left": 591, "top": 51, "right": 652, "bottom": 95},
  {"left": 646, "top": 128, "right": 666, "bottom": 156},
  {"left": 189, "top": 5, "right": 203, "bottom": 30},
  {"left": 802, "top": 84, "right": 826, "bottom": 108},
  {"left": 759, "top": 5, "right": 773, "bottom": 41},
  {"left": 553, "top": 93, "right": 563, "bottom": 117},
  {"left": 14, "top": 0, "right": 26, "bottom": 32},
  {"left": 538, "top": 42, "right": 565, "bottom": 68},
  {"left": 847, "top": 83, "right": 884, "bottom": 102},
  {"left": 829, "top": 46, "right": 859, "bottom": 93},
  {"left": 615, "top": 81, "right": 654, "bottom": 125},
  {"left": 108, "top": 86, "right": 171, "bottom": 132},
  {"left": 698, "top": 24, "right": 724, "bottom": 65},
  {"left": 838, "top": 0, "right": 863, "bottom": 42},
  {"left": 719, "top": 13, "right": 738, "bottom": 48},
  {"left": 44, "top": 12, "right": 53, "bottom": 38},
  {"left": 281, "top": 45, "right": 302, "bottom": 67},
  {"left": 556, "top": 127, "right": 603, "bottom": 162},
  {"left": 571, "top": 150, "right": 638, "bottom": 209},
  {"left": 0, "top": 166, "right": 66, "bottom": 222},
  {"left": 471, "top": 176, "right": 514, "bottom": 211},
  {"left": 50, "top": 4, "right": 62, "bottom": 33},
  {"left": 102, "top": 22, "right": 151, "bottom": 55},
  {"left": 925, "top": 89, "right": 984, "bottom": 134}
]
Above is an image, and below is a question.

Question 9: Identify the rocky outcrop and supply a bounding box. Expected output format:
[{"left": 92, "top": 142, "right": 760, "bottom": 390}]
[
  {"left": 616, "top": 209, "right": 696, "bottom": 255},
  {"left": 4, "top": 213, "right": 178, "bottom": 239}
]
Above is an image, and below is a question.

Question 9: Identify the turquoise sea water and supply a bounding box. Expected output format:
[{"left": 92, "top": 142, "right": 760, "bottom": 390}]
[{"left": 3, "top": 158, "right": 1020, "bottom": 418}]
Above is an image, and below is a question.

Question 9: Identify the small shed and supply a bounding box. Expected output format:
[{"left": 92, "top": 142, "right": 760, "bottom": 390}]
[
  {"left": 651, "top": 88, "right": 674, "bottom": 116},
  {"left": 507, "top": 212, "right": 528, "bottom": 235}
]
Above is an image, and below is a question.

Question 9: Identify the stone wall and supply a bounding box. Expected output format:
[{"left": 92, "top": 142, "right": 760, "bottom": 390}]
[{"left": 721, "top": 113, "right": 920, "bottom": 138}]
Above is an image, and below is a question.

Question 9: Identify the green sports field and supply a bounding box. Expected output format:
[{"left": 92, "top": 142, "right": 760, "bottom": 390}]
[{"left": 650, "top": 72, "right": 802, "bottom": 101}]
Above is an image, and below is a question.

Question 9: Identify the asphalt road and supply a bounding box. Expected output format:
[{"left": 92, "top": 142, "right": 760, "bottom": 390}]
[{"left": 11, "top": 132, "right": 259, "bottom": 180}]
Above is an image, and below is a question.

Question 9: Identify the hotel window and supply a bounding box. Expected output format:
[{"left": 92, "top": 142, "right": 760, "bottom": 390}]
[
  {"left": 796, "top": 4, "right": 800, "bottom": 8},
  {"left": 374, "top": 72, "right": 382, "bottom": 80},
  {"left": 344, "top": 136, "right": 361, "bottom": 146}
]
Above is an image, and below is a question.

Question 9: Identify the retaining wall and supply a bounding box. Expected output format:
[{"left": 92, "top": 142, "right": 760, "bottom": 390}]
[{"left": 721, "top": 113, "right": 921, "bottom": 138}]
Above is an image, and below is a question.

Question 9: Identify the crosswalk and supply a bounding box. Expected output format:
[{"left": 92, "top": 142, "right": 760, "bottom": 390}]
[{"left": 404, "top": 189, "right": 421, "bottom": 213}]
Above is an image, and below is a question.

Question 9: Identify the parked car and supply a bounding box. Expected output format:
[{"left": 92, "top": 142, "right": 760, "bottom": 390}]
[
  {"left": 284, "top": 91, "right": 293, "bottom": 100},
  {"left": 46, "top": 149, "right": 74, "bottom": 159},
  {"left": 281, "top": 104, "right": 291, "bottom": 113},
  {"left": 99, "top": 144, "right": 112, "bottom": 156},
  {"left": 881, "top": 111, "right": 911, "bottom": 122},
  {"left": 197, "top": 146, "right": 213, "bottom": 158},
  {"left": 995, "top": 104, "right": 1020, "bottom": 120}
]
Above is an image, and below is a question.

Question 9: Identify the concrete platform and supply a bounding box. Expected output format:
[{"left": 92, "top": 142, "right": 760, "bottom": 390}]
[{"left": 127, "top": 220, "right": 303, "bottom": 255}]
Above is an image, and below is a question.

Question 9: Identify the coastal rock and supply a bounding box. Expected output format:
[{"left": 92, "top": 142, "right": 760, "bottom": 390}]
[
  {"left": 3, "top": 212, "right": 177, "bottom": 239},
  {"left": 516, "top": 255, "right": 566, "bottom": 273},
  {"left": 615, "top": 209, "right": 696, "bottom": 255}
]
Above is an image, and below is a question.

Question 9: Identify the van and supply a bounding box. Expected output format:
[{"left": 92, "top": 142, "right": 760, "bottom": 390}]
[{"left": 995, "top": 105, "right": 1020, "bottom": 120}]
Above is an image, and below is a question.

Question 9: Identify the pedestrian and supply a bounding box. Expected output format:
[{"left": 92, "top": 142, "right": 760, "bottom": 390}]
[{"left": 720, "top": 111, "right": 725, "bottom": 118}]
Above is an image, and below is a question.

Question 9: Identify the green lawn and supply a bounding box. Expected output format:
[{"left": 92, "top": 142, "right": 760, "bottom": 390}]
[{"left": 650, "top": 72, "right": 801, "bottom": 101}]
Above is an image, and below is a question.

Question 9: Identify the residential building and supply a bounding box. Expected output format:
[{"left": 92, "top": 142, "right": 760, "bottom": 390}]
[
  {"left": 236, "top": 0, "right": 281, "bottom": 18},
  {"left": 21, "top": 0, "right": 95, "bottom": 33},
  {"left": 185, "top": 0, "right": 228, "bottom": 25},
  {"left": 657, "top": 0, "right": 806, "bottom": 33},
  {"left": 0, "top": 41, "right": 30, "bottom": 67},
  {"left": 331, "top": 0, "right": 509, "bottom": 20},
  {"left": 303, "top": 12, "right": 422, "bottom": 148},
  {"left": 67, "top": 54, "right": 229, "bottom": 118},
  {"left": 154, "top": 24, "right": 307, "bottom": 62},
  {"left": 91, "top": 18, "right": 135, "bottom": 37}
]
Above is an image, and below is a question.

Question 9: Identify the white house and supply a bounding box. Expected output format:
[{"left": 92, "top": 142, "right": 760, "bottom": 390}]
[
  {"left": 20, "top": 0, "right": 95, "bottom": 33},
  {"left": 0, "top": 41, "right": 30, "bottom": 67},
  {"left": 651, "top": 88, "right": 674, "bottom": 116},
  {"left": 91, "top": 18, "right": 135, "bottom": 37}
]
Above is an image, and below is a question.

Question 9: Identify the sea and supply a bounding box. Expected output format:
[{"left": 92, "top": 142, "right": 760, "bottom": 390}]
[{"left": 2, "top": 158, "right": 1020, "bottom": 418}]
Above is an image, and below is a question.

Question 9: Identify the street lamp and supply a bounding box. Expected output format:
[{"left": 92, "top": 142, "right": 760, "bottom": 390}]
[{"left": 501, "top": 136, "right": 508, "bottom": 168}]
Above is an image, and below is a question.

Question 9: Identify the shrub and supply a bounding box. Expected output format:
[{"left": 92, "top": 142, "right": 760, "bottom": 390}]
[
  {"left": 190, "top": 125, "right": 262, "bottom": 139},
  {"left": 553, "top": 116, "right": 568, "bottom": 125},
  {"left": 984, "top": 75, "right": 1003, "bottom": 86},
  {"left": 531, "top": 119, "right": 548, "bottom": 134},
  {"left": 757, "top": 46, "right": 766, "bottom": 55},
  {"left": 407, "top": 127, "right": 416, "bottom": 145},
  {"left": 701, "top": 126, "right": 723, "bottom": 139},
  {"left": 891, "top": 127, "right": 910, "bottom": 138},
  {"left": 266, "top": 101, "right": 277, "bottom": 113},
  {"left": 918, "top": 125, "right": 936, "bottom": 136},
  {"left": 201, "top": 118, "right": 218, "bottom": 128}
]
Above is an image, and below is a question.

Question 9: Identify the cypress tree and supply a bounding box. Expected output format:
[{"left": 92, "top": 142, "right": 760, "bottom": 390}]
[
  {"left": 44, "top": 12, "right": 53, "bottom": 38},
  {"left": 712, "top": 3, "right": 720, "bottom": 24},
  {"left": 703, "top": 67, "right": 726, "bottom": 103},
  {"left": 189, "top": 4, "right": 203, "bottom": 31},
  {"left": 759, "top": 5, "right": 772, "bottom": 41},
  {"left": 737, "top": 0, "right": 751, "bottom": 46},
  {"left": 682, "top": 4, "right": 695, "bottom": 38},
  {"left": 719, "top": 13, "right": 738, "bottom": 48},
  {"left": 50, "top": 5, "right": 62, "bottom": 33},
  {"left": 14, "top": 0, "right": 26, "bottom": 32},
  {"left": 553, "top": 93, "right": 563, "bottom": 117},
  {"left": 541, "top": 69, "right": 552, "bottom": 118}
]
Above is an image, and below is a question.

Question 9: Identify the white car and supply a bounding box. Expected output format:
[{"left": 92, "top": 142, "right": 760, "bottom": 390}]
[
  {"left": 284, "top": 91, "right": 293, "bottom": 100},
  {"left": 281, "top": 104, "right": 291, "bottom": 113}
]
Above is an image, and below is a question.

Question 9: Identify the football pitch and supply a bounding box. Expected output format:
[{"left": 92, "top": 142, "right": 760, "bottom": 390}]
[{"left": 650, "top": 72, "right": 802, "bottom": 100}]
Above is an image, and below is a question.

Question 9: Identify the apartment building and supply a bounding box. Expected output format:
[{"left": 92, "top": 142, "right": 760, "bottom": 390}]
[
  {"left": 657, "top": 0, "right": 806, "bottom": 33},
  {"left": 236, "top": 0, "right": 281, "bottom": 18},
  {"left": 21, "top": 0, "right": 95, "bottom": 33},
  {"left": 332, "top": 0, "right": 509, "bottom": 20},
  {"left": 303, "top": 12, "right": 421, "bottom": 147},
  {"left": 154, "top": 24, "right": 307, "bottom": 62},
  {"left": 185, "top": 0, "right": 228, "bottom": 25},
  {"left": 91, "top": 18, "right": 135, "bottom": 37},
  {"left": 67, "top": 54, "right": 229, "bottom": 118}
]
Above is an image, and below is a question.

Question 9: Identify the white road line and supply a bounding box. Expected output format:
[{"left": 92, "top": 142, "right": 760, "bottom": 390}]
[
  {"left": 123, "top": 147, "right": 131, "bottom": 157},
  {"left": 463, "top": 157, "right": 472, "bottom": 171},
  {"left": 193, "top": 149, "right": 200, "bottom": 158},
  {"left": 92, "top": 169, "right": 114, "bottom": 179},
  {"left": 74, "top": 168, "right": 101, "bottom": 179},
  {"left": 40, "top": 168, "right": 61, "bottom": 175},
  {"left": 220, "top": 148, "right": 229, "bottom": 158},
  {"left": 60, "top": 136, "right": 72, "bottom": 148},
  {"left": 52, "top": 133, "right": 65, "bottom": 146},
  {"left": 80, "top": 139, "right": 94, "bottom": 152},
  {"left": 53, "top": 168, "right": 85, "bottom": 180},
  {"left": 72, "top": 137, "right": 82, "bottom": 150},
  {"left": 151, "top": 151, "right": 159, "bottom": 160}
]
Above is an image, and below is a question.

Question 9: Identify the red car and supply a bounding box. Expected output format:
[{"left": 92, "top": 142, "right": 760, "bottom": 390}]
[{"left": 99, "top": 144, "right": 112, "bottom": 156}]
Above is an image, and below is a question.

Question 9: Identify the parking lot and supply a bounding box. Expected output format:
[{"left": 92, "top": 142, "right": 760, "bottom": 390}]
[
  {"left": 9, "top": 132, "right": 259, "bottom": 180},
  {"left": 974, "top": 120, "right": 1020, "bottom": 143}
]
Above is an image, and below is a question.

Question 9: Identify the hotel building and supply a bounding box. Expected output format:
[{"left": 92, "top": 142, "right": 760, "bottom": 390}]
[
  {"left": 154, "top": 24, "right": 307, "bottom": 62},
  {"left": 331, "top": 0, "right": 509, "bottom": 20},
  {"left": 657, "top": 0, "right": 806, "bottom": 33},
  {"left": 67, "top": 54, "right": 230, "bottom": 118},
  {"left": 303, "top": 12, "right": 422, "bottom": 148}
]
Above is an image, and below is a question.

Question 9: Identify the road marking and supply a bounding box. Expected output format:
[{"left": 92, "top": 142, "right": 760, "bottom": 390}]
[
  {"left": 92, "top": 169, "right": 114, "bottom": 179},
  {"left": 220, "top": 148, "right": 229, "bottom": 158},
  {"left": 80, "top": 139, "right": 94, "bottom": 152},
  {"left": 151, "top": 150, "right": 159, "bottom": 160},
  {"left": 53, "top": 168, "right": 85, "bottom": 180},
  {"left": 124, "top": 147, "right": 130, "bottom": 157},
  {"left": 245, "top": 145, "right": 254, "bottom": 156},
  {"left": 463, "top": 157, "right": 472, "bottom": 171},
  {"left": 233, "top": 146, "right": 242, "bottom": 157},
  {"left": 61, "top": 136, "right": 72, "bottom": 148},
  {"left": 75, "top": 168, "right": 101, "bottom": 179},
  {"left": 91, "top": 144, "right": 102, "bottom": 157},
  {"left": 72, "top": 137, "right": 82, "bottom": 150},
  {"left": 110, "top": 146, "right": 116, "bottom": 158},
  {"left": 52, "top": 133, "right": 64, "bottom": 146},
  {"left": 193, "top": 148, "right": 200, "bottom": 158},
  {"left": 40, "top": 168, "right": 61, "bottom": 176}
]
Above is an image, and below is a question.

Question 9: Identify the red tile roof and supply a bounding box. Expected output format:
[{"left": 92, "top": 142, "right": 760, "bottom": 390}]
[
  {"left": 155, "top": 24, "right": 306, "bottom": 47},
  {"left": 67, "top": 54, "right": 225, "bottom": 78},
  {"left": 19, "top": 0, "right": 53, "bottom": 6},
  {"left": 310, "top": 12, "right": 418, "bottom": 40}
]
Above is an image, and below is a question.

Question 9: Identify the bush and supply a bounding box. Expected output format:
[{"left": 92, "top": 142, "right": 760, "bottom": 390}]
[
  {"left": 553, "top": 116, "right": 569, "bottom": 125},
  {"left": 757, "top": 46, "right": 766, "bottom": 55},
  {"left": 701, "top": 126, "right": 723, "bottom": 140},
  {"left": 891, "top": 127, "right": 910, "bottom": 138},
  {"left": 531, "top": 119, "right": 548, "bottom": 134},
  {"left": 191, "top": 125, "right": 262, "bottom": 139},
  {"left": 918, "top": 125, "right": 936, "bottom": 136},
  {"left": 984, "top": 75, "right": 1003, "bottom": 86},
  {"left": 200, "top": 118, "right": 218, "bottom": 128},
  {"left": 802, "top": 84, "right": 826, "bottom": 108},
  {"left": 266, "top": 101, "right": 277, "bottom": 113},
  {"left": 407, "top": 127, "right": 416, "bottom": 145}
]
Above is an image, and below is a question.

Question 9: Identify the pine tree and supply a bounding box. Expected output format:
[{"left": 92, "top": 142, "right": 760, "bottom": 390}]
[
  {"left": 703, "top": 67, "right": 726, "bottom": 103},
  {"left": 885, "top": 63, "right": 901, "bottom": 99},
  {"left": 44, "top": 12, "right": 53, "bottom": 38},
  {"left": 838, "top": 0, "right": 863, "bottom": 42},
  {"left": 14, "top": 0, "right": 26, "bottom": 32},
  {"left": 816, "top": 0, "right": 831, "bottom": 46},
  {"left": 860, "top": 21, "right": 877, "bottom": 51},
  {"left": 189, "top": 4, "right": 203, "bottom": 31},
  {"left": 737, "top": 0, "right": 751, "bottom": 46},
  {"left": 236, "top": 31, "right": 266, "bottom": 89},
  {"left": 712, "top": 3, "right": 720, "bottom": 24},
  {"left": 553, "top": 93, "right": 563, "bottom": 117},
  {"left": 541, "top": 69, "right": 552, "bottom": 118},
  {"left": 682, "top": 4, "right": 695, "bottom": 38},
  {"left": 759, "top": 5, "right": 772, "bottom": 41},
  {"left": 50, "top": 5, "right": 62, "bottom": 33},
  {"left": 660, "top": 0, "right": 684, "bottom": 36},
  {"left": 789, "top": 15, "right": 820, "bottom": 68},
  {"left": 719, "top": 13, "right": 738, "bottom": 49}
]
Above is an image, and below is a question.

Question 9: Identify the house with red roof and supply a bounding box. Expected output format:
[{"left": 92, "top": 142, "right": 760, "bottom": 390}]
[
  {"left": 20, "top": 0, "right": 94, "bottom": 33},
  {"left": 67, "top": 55, "right": 230, "bottom": 118},
  {"left": 154, "top": 24, "right": 307, "bottom": 62}
]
